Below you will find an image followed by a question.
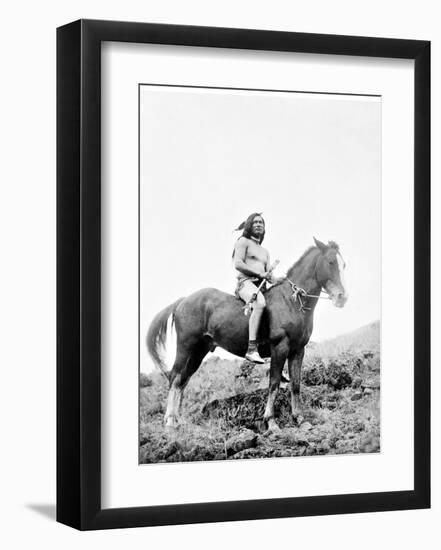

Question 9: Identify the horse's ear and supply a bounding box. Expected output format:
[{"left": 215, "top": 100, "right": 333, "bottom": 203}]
[{"left": 313, "top": 237, "right": 328, "bottom": 254}]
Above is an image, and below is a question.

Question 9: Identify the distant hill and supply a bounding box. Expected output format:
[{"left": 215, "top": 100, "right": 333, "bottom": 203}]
[{"left": 310, "top": 321, "right": 380, "bottom": 356}]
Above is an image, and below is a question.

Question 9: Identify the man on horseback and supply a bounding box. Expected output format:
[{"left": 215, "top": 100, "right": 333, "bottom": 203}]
[
  {"left": 148, "top": 230, "right": 348, "bottom": 429},
  {"left": 233, "top": 212, "right": 277, "bottom": 364}
]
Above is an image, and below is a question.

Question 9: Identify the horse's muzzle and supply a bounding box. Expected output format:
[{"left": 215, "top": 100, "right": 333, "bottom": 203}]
[
  {"left": 333, "top": 291, "right": 348, "bottom": 308},
  {"left": 326, "top": 282, "right": 348, "bottom": 308}
]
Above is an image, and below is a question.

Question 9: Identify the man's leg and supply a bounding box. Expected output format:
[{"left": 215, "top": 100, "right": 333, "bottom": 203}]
[{"left": 238, "top": 280, "right": 266, "bottom": 363}]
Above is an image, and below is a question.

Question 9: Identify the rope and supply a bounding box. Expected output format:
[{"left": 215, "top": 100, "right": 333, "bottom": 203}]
[{"left": 286, "top": 278, "right": 330, "bottom": 313}]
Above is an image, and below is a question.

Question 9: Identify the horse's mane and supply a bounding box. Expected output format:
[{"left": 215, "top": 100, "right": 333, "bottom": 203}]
[
  {"left": 286, "top": 246, "right": 318, "bottom": 279},
  {"left": 285, "top": 241, "right": 340, "bottom": 279}
]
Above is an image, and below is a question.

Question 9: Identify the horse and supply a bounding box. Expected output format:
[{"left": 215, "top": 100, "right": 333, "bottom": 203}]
[{"left": 146, "top": 237, "right": 348, "bottom": 431}]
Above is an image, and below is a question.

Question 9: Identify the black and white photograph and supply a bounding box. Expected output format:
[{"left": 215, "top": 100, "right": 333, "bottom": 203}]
[
  {"left": 139, "top": 85, "right": 381, "bottom": 463},
  {"left": 0, "top": 0, "right": 434, "bottom": 541}
]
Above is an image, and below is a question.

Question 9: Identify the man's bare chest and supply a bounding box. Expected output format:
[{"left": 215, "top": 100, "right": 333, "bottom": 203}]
[{"left": 245, "top": 241, "right": 267, "bottom": 263}]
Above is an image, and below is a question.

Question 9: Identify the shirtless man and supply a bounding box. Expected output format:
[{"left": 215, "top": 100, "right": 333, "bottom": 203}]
[{"left": 233, "top": 213, "right": 276, "bottom": 364}]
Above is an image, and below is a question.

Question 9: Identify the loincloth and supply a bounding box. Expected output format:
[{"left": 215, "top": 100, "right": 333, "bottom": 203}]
[{"left": 235, "top": 277, "right": 267, "bottom": 299}]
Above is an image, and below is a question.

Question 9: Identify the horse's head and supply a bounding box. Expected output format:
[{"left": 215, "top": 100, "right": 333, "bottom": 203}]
[{"left": 313, "top": 237, "right": 348, "bottom": 308}]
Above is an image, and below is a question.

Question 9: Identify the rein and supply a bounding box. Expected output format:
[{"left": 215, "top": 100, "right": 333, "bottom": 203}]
[{"left": 286, "top": 278, "right": 330, "bottom": 313}]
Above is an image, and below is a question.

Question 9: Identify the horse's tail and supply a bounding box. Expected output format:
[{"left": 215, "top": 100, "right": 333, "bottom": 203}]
[{"left": 146, "top": 297, "right": 184, "bottom": 382}]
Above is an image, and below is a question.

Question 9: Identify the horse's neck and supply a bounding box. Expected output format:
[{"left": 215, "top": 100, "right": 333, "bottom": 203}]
[{"left": 287, "top": 249, "right": 322, "bottom": 295}]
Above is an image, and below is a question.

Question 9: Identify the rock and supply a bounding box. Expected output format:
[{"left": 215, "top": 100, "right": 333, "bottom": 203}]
[
  {"left": 300, "top": 422, "right": 313, "bottom": 432},
  {"left": 225, "top": 429, "right": 258, "bottom": 457},
  {"left": 352, "top": 376, "right": 363, "bottom": 388},
  {"left": 363, "top": 388, "right": 374, "bottom": 396},
  {"left": 362, "top": 381, "right": 380, "bottom": 390},
  {"left": 203, "top": 388, "right": 294, "bottom": 427},
  {"left": 351, "top": 391, "right": 363, "bottom": 401}
]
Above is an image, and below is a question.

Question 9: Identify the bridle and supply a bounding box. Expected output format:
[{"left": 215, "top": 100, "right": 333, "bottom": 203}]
[
  {"left": 286, "top": 279, "right": 330, "bottom": 313},
  {"left": 285, "top": 249, "right": 345, "bottom": 313}
]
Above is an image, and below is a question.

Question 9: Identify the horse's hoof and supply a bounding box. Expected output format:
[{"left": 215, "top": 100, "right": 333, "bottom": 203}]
[
  {"left": 164, "top": 416, "right": 179, "bottom": 430},
  {"left": 267, "top": 419, "right": 281, "bottom": 433}
]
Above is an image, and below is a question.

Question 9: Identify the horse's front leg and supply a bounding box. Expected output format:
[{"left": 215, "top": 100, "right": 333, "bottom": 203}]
[
  {"left": 263, "top": 339, "right": 289, "bottom": 431},
  {"left": 287, "top": 348, "right": 305, "bottom": 424}
]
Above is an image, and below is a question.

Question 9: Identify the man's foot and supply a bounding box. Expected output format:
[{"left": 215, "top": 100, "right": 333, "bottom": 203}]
[
  {"left": 245, "top": 349, "right": 265, "bottom": 364},
  {"left": 245, "top": 340, "right": 265, "bottom": 364}
]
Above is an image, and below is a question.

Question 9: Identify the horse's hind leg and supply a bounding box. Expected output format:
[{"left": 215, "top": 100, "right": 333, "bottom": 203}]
[
  {"left": 176, "top": 343, "right": 209, "bottom": 414},
  {"left": 164, "top": 342, "right": 208, "bottom": 428}
]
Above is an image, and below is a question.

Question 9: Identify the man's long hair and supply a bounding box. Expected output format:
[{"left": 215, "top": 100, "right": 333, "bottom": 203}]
[{"left": 232, "top": 212, "right": 265, "bottom": 258}]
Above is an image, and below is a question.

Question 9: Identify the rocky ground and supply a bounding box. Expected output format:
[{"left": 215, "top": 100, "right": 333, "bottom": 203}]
[{"left": 139, "top": 322, "right": 380, "bottom": 463}]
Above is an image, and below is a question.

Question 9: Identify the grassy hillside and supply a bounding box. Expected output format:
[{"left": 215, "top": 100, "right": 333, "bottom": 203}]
[
  {"left": 139, "top": 321, "right": 381, "bottom": 463},
  {"left": 310, "top": 320, "right": 380, "bottom": 356}
]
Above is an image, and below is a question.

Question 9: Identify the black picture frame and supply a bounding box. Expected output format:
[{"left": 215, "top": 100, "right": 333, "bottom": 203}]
[{"left": 57, "top": 19, "right": 430, "bottom": 531}]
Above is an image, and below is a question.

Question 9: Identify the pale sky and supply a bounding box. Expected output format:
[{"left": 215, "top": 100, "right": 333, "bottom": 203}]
[{"left": 139, "top": 86, "right": 381, "bottom": 372}]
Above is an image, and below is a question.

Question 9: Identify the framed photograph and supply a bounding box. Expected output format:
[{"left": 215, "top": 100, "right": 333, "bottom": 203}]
[{"left": 57, "top": 20, "right": 430, "bottom": 530}]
